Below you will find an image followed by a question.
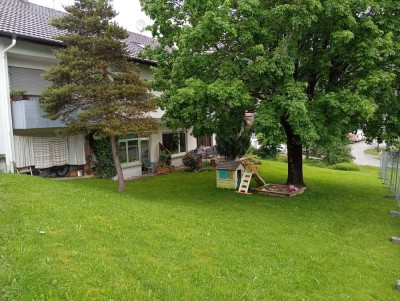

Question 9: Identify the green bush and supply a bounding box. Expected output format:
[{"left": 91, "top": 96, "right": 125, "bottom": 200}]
[
  {"left": 182, "top": 152, "right": 202, "bottom": 171},
  {"left": 199, "top": 161, "right": 215, "bottom": 172},
  {"left": 304, "top": 158, "right": 326, "bottom": 168},
  {"left": 216, "top": 131, "right": 251, "bottom": 160},
  {"left": 256, "top": 144, "right": 278, "bottom": 159},
  {"left": 246, "top": 146, "right": 257, "bottom": 156},
  {"left": 159, "top": 151, "right": 171, "bottom": 167},
  {"left": 277, "top": 154, "right": 288, "bottom": 162},
  {"left": 322, "top": 142, "right": 354, "bottom": 165},
  {"left": 332, "top": 163, "right": 360, "bottom": 171},
  {"left": 92, "top": 138, "right": 116, "bottom": 178},
  {"left": 304, "top": 158, "right": 322, "bottom": 164}
]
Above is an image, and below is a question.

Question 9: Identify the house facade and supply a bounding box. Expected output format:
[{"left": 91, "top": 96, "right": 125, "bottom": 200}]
[{"left": 0, "top": 0, "right": 198, "bottom": 178}]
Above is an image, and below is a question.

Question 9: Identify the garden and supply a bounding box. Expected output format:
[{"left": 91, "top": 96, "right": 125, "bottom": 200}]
[{"left": 1, "top": 160, "right": 400, "bottom": 300}]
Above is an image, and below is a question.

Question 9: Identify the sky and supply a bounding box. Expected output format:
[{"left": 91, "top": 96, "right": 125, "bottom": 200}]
[{"left": 29, "top": 0, "right": 153, "bottom": 36}]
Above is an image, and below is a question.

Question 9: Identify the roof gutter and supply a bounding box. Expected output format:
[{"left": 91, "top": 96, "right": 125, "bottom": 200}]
[
  {"left": 2, "top": 35, "right": 16, "bottom": 58},
  {"left": 1, "top": 35, "right": 17, "bottom": 173}
]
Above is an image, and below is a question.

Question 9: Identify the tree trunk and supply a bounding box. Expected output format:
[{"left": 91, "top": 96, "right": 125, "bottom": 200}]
[
  {"left": 281, "top": 117, "right": 305, "bottom": 187},
  {"left": 110, "top": 136, "right": 125, "bottom": 193}
]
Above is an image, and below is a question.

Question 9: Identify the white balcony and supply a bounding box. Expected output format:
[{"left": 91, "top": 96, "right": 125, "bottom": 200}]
[{"left": 11, "top": 97, "right": 64, "bottom": 129}]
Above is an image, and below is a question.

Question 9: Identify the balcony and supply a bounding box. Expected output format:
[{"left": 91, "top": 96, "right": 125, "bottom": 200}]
[{"left": 11, "top": 97, "right": 64, "bottom": 129}]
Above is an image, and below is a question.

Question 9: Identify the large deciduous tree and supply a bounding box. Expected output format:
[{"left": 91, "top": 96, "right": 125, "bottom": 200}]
[
  {"left": 41, "top": 0, "right": 157, "bottom": 193},
  {"left": 141, "top": 0, "right": 397, "bottom": 186},
  {"left": 361, "top": 1, "right": 400, "bottom": 146}
]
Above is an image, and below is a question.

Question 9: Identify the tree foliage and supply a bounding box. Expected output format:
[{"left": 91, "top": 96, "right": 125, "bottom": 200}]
[
  {"left": 41, "top": 0, "right": 158, "bottom": 192},
  {"left": 361, "top": 1, "right": 400, "bottom": 145},
  {"left": 215, "top": 110, "right": 251, "bottom": 160},
  {"left": 140, "top": 0, "right": 398, "bottom": 185}
]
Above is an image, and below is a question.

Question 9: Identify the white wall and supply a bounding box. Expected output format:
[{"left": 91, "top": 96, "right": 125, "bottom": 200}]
[
  {"left": 4, "top": 38, "right": 200, "bottom": 175},
  {"left": 149, "top": 124, "right": 197, "bottom": 165},
  {"left": 0, "top": 37, "right": 16, "bottom": 171}
]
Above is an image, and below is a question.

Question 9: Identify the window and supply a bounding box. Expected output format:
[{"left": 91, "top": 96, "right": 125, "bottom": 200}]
[
  {"left": 118, "top": 134, "right": 149, "bottom": 164},
  {"left": 218, "top": 170, "right": 234, "bottom": 179},
  {"left": 162, "top": 132, "right": 186, "bottom": 154},
  {"left": 197, "top": 135, "right": 213, "bottom": 147}
]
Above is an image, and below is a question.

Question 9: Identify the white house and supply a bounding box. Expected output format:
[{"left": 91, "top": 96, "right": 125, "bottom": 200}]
[{"left": 0, "top": 0, "right": 199, "bottom": 178}]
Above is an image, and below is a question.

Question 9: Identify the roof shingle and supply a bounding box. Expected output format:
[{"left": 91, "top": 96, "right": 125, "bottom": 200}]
[
  {"left": 0, "top": 0, "right": 157, "bottom": 61},
  {"left": 216, "top": 161, "right": 244, "bottom": 170}
]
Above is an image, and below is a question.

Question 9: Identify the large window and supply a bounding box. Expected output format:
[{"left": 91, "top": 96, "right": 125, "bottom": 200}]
[
  {"left": 197, "top": 135, "right": 213, "bottom": 147},
  {"left": 162, "top": 132, "right": 186, "bottom": 154},
  {"left": 118, "top": 134, "right": 149, "bottom": 164}
]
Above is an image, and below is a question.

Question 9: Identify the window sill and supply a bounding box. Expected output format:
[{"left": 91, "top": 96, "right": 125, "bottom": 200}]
[
  {"left": 121, "top": 161, "right": 142, "bottom": 168},
  {"left": 171, "top": 153, "right": 186, "bottom": 159}
]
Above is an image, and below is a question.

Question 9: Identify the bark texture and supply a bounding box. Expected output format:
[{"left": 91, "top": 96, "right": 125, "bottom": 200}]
[
  {"left": 110, "top": 136, "right": 125, "bottom": 193},
  {"left": 281, "top": 117, "right": 305, "bottom": 186}
]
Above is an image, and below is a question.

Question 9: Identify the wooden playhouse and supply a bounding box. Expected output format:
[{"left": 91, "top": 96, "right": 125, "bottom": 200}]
[{"left": 216, "top": 161, "right": 245, "bottom": 189}]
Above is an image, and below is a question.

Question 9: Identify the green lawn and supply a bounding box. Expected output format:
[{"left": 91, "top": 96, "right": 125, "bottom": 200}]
[
  {"left": 364, "top": 148, "right": 382, "bottom": 156},
  {"left": 1, "top": 161, "right": 400, "bottom": 300}
]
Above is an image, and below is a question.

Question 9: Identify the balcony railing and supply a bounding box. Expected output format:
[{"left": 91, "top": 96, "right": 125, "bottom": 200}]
[{"left": 11, "top": 97, "right": 64, "bottom": 129}]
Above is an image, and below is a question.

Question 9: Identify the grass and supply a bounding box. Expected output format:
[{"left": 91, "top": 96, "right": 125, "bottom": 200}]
[
  {"left": 1, "top": 160, "right": 400, "bottom": 300},
  {"left": 364, "top": 148, "right": 382, "bottom": 156}
]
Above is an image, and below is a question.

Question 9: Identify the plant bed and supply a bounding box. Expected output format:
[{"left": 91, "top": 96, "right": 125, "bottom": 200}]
[
  {"left": 157, "top": 166, "right": 173, "bottom": 175},
  {"left": 251, "top": 183, "right": 306, "bottom": 197}
]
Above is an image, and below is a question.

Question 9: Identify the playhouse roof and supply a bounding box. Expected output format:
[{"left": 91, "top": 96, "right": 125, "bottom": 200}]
[
  {"left": 216, "top": 161, "right": 243, "bottom": 170},
  {"left": 0, "top": 0, "right": 157, "bottom": 63}
]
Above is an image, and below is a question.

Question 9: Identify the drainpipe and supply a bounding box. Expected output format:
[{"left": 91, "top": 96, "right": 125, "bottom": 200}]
[{"left": 1, "top": 35, "right": 17, "bottom": 173}]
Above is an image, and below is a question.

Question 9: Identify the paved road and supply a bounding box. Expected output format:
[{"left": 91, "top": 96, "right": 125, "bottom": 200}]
[{"left": 350, "top": 141, "right": 380, "bottom": 167}]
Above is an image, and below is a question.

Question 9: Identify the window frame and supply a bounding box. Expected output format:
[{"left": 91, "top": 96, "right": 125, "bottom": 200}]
[
  {"left": 117, "top": 135, "right": 150, "bottom": 164},
  {"left": 162, "top": 131, "right": 187, "bottom": 155}
]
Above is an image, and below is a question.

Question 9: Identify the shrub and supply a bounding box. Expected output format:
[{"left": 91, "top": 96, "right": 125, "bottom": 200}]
[
  {"left": 159, "top": 151, "right": 171, "bottom": 167},
  {"left": 216, "top": 126, "right": 251, "bottom": 160},
  {"left": 199, "top": 161, "right": 215, "bottom": 172},
  {"left": 332, "top": 163, "right": 360, "bottom": 171},
  {"left": 92, "top": 138, "right": 116, "bottom": 178},
  {"left": 322, "top": 141, "right": 354, "bottom": 165},
  {"left": 304, "top": 158, "right": 326, "bottom": 168},
  {"left": 277, "top": 154, "right": 288, "bottom": 162},
  {"left": 246, "top": 146, "right": 257, "bottom": 156},
  {"left": 182, "top": 152, "right": 202, "bottom": 171},
  {"left": 256, "top": 144, "right": 278, "bottom": 159}
]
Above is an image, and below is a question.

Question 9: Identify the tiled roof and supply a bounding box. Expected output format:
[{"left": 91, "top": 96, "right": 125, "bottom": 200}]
[
  {"left": 216, "top": 161, "right": 244, "bottom": 170},
  {"left": 0, "top": 0, "right": 156, "bottom": 61},
  {"left": 125, "top": 31, "right": 158, "bottom": 58}
]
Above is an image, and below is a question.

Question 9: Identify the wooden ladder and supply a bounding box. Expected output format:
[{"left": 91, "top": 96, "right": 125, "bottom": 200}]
[{"left": 238, "top": 170, "right": 253, "bottom": 194}]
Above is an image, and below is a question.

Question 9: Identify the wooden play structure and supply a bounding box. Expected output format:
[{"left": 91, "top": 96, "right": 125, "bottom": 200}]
[
  {"left": 216, "top": 161, "right": 245, "bottom": 189},
  {"left": 217, "top": 160, "right": 306, "bottom": 197},
  {"left": 237, "top": 165, "right": 306, "bottom": 197},
  {"left": 237, "top": 166, "right": 266, "bottom": 194}
]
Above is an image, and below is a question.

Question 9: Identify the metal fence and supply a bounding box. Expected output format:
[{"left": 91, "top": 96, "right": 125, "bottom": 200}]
[
  {"left": 380, "top": 151, "right": 400, "bottom": 204},
  {"left": 381, "top": 152, "right": 400, "bottom": 290}
]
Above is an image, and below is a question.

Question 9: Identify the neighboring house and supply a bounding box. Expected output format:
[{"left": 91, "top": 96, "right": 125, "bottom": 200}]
[
  {"left": 347, "top": 130, "right": 365, "bottom": 143},
  {"left": 0, "top": 0, "right": 197, "bottom": 177}
]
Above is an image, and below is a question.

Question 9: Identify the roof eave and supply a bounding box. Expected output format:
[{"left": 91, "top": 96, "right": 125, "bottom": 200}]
[
  {"left": 0, "top": 31, "right": 63, "bottom": 47},
  {"left": 0, "top": 32, "right": 157, "bottom": 66},
  {"left": 128, "top": 56, "right": 157, "bottom": 67}
]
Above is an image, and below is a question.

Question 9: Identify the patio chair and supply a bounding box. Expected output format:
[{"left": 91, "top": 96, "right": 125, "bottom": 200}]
[{"left": 142, "top": 158, "right": 156, "bottom": 174}]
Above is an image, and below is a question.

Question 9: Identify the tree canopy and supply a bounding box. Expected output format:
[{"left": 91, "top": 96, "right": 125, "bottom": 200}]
[
  {"left": 41, "top": 0, "right": 157, "bottom": 192},
  {"left": 141, "top": 0, "right": 399, "bottom": 185}
]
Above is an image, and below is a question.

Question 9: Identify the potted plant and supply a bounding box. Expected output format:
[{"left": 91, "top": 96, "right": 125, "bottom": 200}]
[
  {"left": 83, "top": 162, "right": 95, "bottom": 176},
  {"left": 157, "top": 150, "right": 172, "bottom": 175},
  {"left": 10, "top": 89, "right": 26, "bottom": 101}
]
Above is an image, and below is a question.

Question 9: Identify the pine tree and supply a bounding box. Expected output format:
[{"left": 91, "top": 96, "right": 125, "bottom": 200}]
[{"left": 41, "top": 0, "right": 157, "bottom": 193}]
